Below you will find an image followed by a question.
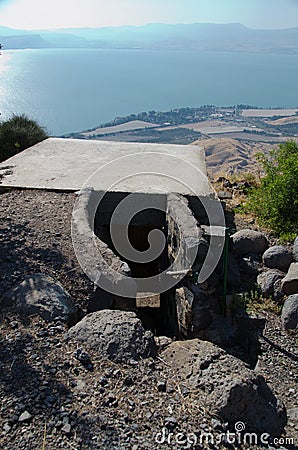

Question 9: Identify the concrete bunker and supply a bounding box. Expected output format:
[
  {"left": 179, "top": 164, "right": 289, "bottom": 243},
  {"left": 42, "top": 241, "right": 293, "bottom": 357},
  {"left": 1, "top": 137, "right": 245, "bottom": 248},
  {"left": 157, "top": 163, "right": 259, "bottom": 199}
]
[
  {"left": 74, "top": 186, "right": 223, "bottom": 338},
  {"left": 0, "top": 138, "right": 225, "bottom": 339},
  {"left": 92, "top": 191, "right": 174, "bottom": 335}
]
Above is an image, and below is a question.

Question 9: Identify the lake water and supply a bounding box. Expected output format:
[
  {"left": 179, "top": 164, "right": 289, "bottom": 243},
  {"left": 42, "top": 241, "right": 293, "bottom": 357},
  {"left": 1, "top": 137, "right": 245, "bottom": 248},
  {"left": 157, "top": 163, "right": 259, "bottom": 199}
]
[{"left": 0, "top": 48, "right": 297, "bottom": 136}]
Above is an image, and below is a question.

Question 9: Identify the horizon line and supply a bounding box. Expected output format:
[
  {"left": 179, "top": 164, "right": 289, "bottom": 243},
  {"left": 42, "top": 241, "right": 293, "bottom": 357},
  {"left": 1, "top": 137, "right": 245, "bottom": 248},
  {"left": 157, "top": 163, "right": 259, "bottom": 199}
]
[{"left": 1, "top": 21, "right": 298, "bottom": 32}]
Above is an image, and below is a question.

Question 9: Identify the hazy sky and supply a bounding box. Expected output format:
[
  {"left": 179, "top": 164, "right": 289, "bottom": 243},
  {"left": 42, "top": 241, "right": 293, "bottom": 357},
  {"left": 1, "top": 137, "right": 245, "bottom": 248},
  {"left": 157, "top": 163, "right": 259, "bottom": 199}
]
[{"left": 0, "top": 0, "right": 297, "bottom": 30}]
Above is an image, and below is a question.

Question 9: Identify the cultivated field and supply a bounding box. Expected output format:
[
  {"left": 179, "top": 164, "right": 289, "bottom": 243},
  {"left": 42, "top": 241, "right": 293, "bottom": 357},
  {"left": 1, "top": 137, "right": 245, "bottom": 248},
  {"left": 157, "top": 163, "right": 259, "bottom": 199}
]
[{"left": 242, "top": 109, "right": 298, "bottom": 117}]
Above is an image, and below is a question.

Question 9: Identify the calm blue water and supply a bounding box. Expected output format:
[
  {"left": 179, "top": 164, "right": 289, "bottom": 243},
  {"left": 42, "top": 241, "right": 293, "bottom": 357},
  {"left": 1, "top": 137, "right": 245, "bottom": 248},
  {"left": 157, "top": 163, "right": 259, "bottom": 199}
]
[{"left": 0, "top": 48, "right": 297, "bottom": 136}]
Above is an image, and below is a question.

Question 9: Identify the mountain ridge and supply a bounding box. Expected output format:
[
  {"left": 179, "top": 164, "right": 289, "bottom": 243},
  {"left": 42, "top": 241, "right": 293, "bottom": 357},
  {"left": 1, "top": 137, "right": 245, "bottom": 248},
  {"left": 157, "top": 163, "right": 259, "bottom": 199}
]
[{"left": 1, "top": 22, "right": 298, "bottom": 53}]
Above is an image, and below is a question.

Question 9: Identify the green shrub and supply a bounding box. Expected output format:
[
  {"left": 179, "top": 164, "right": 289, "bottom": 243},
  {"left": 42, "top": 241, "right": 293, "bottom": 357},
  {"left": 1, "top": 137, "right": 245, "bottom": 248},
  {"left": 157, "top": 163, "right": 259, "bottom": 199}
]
[
  {"left": 245, "top": 140, "right": 298, "bottom": 241},
  {"left": 0, "top": 114, "right": 48, "bottom": 163}
]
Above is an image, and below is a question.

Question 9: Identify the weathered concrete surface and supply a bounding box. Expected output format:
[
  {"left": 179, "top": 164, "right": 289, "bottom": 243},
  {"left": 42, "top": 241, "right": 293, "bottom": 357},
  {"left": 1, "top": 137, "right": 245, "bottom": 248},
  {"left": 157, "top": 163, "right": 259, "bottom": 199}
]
[
  {"left": 0, "top": 138, "right": 211, "bottom": 196},
  {"left": 167, "top": 194, "right": 202, "bottom": 270},
  {"left": 72, "top": 188, "right": 136, "bottom": 300}
]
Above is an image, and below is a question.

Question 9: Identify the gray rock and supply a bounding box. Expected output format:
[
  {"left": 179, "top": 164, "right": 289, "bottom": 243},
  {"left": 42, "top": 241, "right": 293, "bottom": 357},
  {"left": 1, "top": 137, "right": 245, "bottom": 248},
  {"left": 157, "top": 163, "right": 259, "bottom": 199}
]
[
  {"left": 61, "top": 423, "right": 71, "bottom": 434},
  {"left": 74, "top": 348, "right": 91, "bottom": 364},
  {"left": 239, "top": 255, "right": 261, "bottom": 275},
  {"left": 175, "top": 287, "right": 194, "bottom": 337},
  {"left": 281, "top": 294, "right": 298, "bottom": 330},
  {"left": 154, "top": 336, "right": 172, "bottom": 349},
  {"left": 164, "top": 417, "right": 178, "bottom": 430},
  {"left": 18, "top": 411, "right": 32, "bottom": 423},
  {"left": 218, "top": 190, "right": 232, "bottom": 200},
  {"left": 287, "top": 407, "right": 298, "bottom": 421},
  {"left": 273, "top": 278, "right": 284, "bottom": 301},
  {"left": 3, "top": 423, "right": 11, "bottom": 433},
  {"left": 211, "top": 418, "right": 222, "bottom": 431},
  {"left": 293, "top": 237, "right": 298, "bottom": 262},
  {"left": 231, "top": 229, "right": 268, "bottom": 256},
  {"left": 257, "top": 270, "right": 284, "bottom": 298},
  {"left": 263, "top": 245, "right": 292, "bottom": 271},
  {"left": 162, "top": 339, "right": 286, "bottom": 436},
  {"left": 66, "top": 310, "right": 156, "bottom": 362},
  {"left": 281, "top": 263, "right": 298, "bottom": 295},
  {"left": 1, "top": 274, "right": 78, "bottom": 325}
]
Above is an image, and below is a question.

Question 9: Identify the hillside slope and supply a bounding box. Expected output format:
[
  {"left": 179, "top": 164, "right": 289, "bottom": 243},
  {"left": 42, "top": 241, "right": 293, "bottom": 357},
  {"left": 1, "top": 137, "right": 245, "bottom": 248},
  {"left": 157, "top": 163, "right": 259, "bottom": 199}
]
[{"left": 193, "top": 137, "right": 274, "bottom": 176}]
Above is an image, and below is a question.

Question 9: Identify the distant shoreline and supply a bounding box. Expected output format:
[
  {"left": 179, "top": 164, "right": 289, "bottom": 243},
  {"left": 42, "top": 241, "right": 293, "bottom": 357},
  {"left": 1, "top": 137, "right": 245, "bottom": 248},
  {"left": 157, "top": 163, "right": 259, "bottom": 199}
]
[
  {"left": 3, "top": 47, "right": 298, "bottom": 56},
  {"left": 64, "top": 105, "right": 298, "bottom": 146}
]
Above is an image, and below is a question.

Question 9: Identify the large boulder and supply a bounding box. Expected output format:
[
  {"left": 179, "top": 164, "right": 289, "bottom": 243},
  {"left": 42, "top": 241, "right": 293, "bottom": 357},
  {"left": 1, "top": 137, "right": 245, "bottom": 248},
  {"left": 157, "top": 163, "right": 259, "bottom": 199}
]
[
  {"left": 262, "top": 245, "right": 292, "bottom": 272},
  {"left": 0, "top": 274, "right": 78, "bottom": 324},
  {"left": 66, "top": 310, "right": 156, "bottom": 362},
  {"left": 257, "top": 270, "right": 284, "bottom": 299},
  {"left": 281, "top": 294, "right": 298, "bottom": 330},
  {"left": 281, "top": 263, "right": 298, "bottom": 295},
  {"left": 161, "top": 339, "right": 286, "bottom": 436},
  {"left": 231, "top": 229, "right": 268, "bottom": 256}
]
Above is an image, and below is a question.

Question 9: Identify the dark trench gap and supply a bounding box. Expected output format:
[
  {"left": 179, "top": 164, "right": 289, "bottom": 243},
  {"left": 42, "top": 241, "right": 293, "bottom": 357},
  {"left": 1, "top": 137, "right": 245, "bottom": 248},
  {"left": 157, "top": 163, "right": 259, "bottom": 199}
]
[{"left": 94, "top": 192, "right": 179, "bottom": 337}]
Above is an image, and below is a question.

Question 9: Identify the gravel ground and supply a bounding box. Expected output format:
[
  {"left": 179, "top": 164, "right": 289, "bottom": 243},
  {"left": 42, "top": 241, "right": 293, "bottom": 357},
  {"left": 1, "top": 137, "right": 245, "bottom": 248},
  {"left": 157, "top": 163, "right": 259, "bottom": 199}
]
[
  {"left": 0, "top": 188, "right": 297, "bottom": 449},
  {"left": 0, "top": 189, "right": 93, "bottom": 310},
  {"left": 0, "top": 312, "right": 296, "bottom": 450}
]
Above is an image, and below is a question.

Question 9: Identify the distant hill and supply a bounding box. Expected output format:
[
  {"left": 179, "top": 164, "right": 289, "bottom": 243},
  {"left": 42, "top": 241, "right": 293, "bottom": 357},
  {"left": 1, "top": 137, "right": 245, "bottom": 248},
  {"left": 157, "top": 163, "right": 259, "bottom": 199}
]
[
  {"left": 1, "top": 23, "right": 298, "bottom": 53},
  {"left": 193, "top": 137, "right": 274, "bottom": 176},
  {"left": 0, "top": 34, "right": 50, "bottom": 49}
]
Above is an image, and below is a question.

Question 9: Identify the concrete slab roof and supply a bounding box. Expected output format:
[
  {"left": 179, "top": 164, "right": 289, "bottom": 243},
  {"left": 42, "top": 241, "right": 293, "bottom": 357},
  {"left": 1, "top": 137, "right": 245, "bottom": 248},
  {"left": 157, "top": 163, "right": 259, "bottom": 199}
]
[{"left": 0, "top": 138, "right": 212, "bottom": 196}]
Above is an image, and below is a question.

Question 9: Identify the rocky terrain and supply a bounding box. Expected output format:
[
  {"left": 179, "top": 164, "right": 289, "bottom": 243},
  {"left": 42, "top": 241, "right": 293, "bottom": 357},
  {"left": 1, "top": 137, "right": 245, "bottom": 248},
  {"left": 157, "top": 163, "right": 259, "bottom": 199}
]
[
  {"left": 0, "top": 186, "right": 297, "bottom": 449},
  {"left": 195, "top": 138, "right": 274, "bottom": 177}
]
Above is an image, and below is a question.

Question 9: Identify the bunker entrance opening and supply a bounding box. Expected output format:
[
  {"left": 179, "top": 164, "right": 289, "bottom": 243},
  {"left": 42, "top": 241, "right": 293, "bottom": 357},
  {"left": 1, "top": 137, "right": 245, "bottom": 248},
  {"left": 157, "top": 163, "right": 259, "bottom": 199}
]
[{"left": 94, "top": 192, "right": 179, "bottom": 336}]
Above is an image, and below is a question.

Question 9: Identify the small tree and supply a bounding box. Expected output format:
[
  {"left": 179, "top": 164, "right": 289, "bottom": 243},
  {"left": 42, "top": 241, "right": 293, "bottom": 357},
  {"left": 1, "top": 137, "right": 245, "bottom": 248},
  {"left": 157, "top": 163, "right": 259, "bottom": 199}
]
[
  {"left": 246, "top": 140, "right": 298, "bottom": 240},
  {"left": 0, "top": 114, "right": 48, "bottom": 163}
]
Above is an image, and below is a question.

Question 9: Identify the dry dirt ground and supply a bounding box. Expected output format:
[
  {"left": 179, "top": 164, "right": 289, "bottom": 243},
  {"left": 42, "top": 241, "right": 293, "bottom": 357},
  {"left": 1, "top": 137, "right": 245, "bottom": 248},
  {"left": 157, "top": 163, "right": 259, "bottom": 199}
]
[
  {"left": 193, "top": 138, "right": 275, "bottom": 178},
  {"left": 0, "top": 188, "right": 297, "bottom": 449}
]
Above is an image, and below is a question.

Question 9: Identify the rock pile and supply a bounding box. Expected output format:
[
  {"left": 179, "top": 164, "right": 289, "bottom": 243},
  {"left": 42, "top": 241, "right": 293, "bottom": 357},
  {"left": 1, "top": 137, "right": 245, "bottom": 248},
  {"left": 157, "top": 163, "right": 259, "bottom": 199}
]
[{"left": 230, "top": 231, "right": 298, "bottom": 331}]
